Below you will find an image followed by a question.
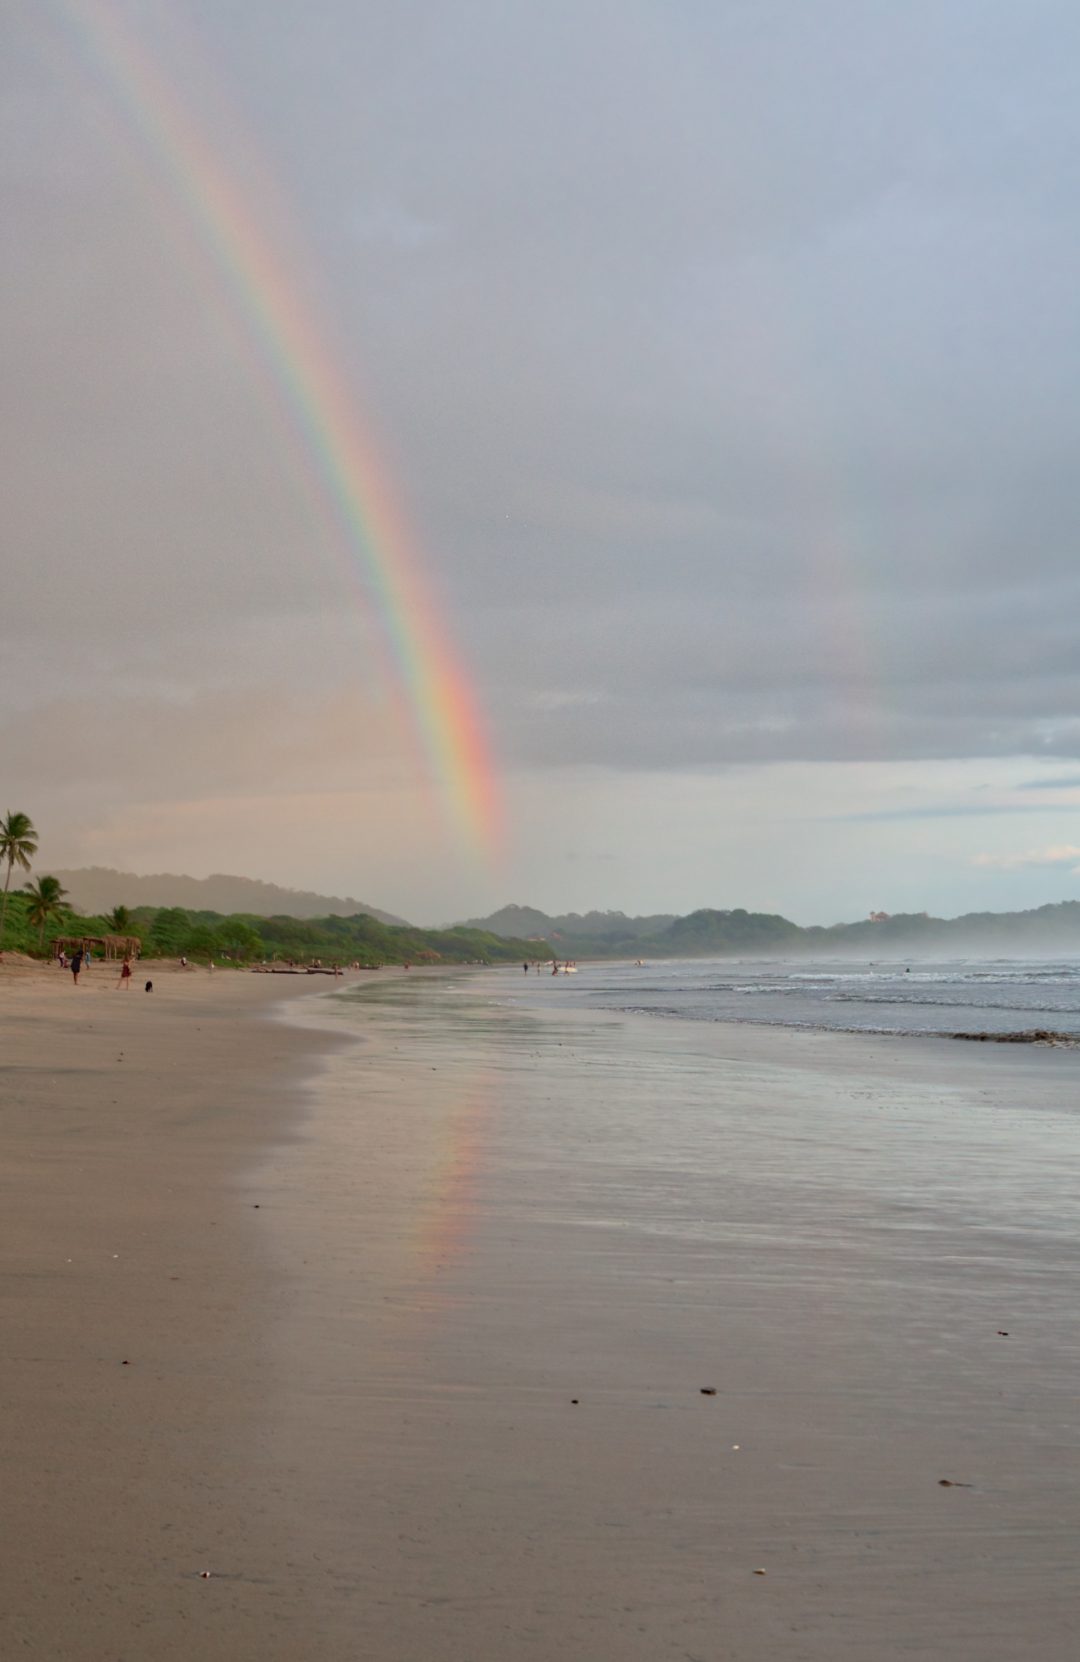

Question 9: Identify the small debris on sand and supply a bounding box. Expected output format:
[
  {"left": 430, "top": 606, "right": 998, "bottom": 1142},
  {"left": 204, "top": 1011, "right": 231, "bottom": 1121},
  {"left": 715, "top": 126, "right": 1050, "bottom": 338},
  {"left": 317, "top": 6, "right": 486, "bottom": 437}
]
[
  {"left": 753, "top": 1568, "right": 766, "bottom": 1575},
  {"left": 700, "top": 1386, "right": 717, "bottom": 1396},
  {"left": 938, "top": 1478, "right": 973, "bottom": 1488}
]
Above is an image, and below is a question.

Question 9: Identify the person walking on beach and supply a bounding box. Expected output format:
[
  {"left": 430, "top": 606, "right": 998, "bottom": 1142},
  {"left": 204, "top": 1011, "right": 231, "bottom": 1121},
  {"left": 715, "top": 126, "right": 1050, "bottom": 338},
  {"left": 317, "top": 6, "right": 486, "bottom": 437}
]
[
  {"left": 70, "top": 948, "right": 84, "bottom": 986},
  {"left": 117, "top": 956, "right": 133, "bottom": 989}
]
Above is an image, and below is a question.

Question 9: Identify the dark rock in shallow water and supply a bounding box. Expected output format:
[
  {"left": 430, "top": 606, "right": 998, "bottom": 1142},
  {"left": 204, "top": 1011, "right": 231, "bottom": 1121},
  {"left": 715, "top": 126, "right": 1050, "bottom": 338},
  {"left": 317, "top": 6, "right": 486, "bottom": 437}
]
[{"left": 951, "top": 1028, "right": 1074, "bottom": 1045}]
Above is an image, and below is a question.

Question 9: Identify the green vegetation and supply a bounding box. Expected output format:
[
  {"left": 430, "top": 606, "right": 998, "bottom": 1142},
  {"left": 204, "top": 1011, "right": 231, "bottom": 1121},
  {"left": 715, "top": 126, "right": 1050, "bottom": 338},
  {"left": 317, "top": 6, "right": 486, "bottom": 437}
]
[
  {"left": 126, "top": 905, "right": 544, "bottom": 966},
  {"left": 0, "top": 886, "right": 548, "bottom": 968},
  {"left": 656, "top": 908, "right": 803, "bottom": 954},
  {"left": 21, "top": 875, "right": 69, "bottom": 949},
  {"left": 0, "top": 810, "right": 39, "bottom": 943}
]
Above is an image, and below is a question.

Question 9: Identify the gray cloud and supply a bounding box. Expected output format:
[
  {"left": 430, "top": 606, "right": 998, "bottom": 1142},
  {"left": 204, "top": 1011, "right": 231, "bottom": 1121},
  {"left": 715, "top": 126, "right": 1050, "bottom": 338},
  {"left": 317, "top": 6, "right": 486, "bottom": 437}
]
[
  {"left": 6, "top": 0, "right": 1080, "bottom": 908},
  {"left": 840, "top": 804, "right": 1079, "bottom": 824}
]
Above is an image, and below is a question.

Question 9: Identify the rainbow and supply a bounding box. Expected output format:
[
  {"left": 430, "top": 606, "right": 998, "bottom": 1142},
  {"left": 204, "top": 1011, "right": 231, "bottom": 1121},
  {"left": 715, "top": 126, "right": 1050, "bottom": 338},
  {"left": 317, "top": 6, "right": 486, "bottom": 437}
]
[
  {"left": 410, "top": 1075, "right": 494, "bottom": 1289},
  {"left": 55, "top": 0, "right": 501, "bottom": 854}
]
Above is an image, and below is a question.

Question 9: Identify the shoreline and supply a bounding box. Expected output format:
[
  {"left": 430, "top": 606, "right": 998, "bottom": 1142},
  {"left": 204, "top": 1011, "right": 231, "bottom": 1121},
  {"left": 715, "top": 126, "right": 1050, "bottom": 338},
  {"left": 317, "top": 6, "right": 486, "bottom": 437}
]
[
  {"left": 512, "top": 954, "right": 1080, "bottom": 1047},
  {"left": 488, "top": 966, "right": 1080, "bottom": 1071}
]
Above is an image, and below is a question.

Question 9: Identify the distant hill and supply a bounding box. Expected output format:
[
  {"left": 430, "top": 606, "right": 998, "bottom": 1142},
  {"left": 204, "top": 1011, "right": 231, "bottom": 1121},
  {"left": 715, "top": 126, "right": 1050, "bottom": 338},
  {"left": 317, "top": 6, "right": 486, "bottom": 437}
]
[
  {"left": 52, "top": 867, "right": 408, "bottom": 926},
  {"left": 457, "top": 904, "right": 676, "bottom": 950},
  {"left": 459, "top": 904, "right": 793, "bottom": 956},
  {"left": 654, "top": 908, "right": 803, "bottom": 954},
  {"left": 458, "top": 900, "right": 1080, "bottom": 958}
]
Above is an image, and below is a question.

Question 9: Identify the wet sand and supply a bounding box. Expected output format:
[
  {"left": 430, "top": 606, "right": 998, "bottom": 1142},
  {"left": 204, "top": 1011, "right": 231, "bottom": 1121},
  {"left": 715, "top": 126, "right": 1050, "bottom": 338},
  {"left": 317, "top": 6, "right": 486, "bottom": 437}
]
[
  {"left": 0, "top": 960, "right": 344, "bottom": 1659},
  {"left": 4, "top": 963, "right": 1080, "bottom": 1658}
]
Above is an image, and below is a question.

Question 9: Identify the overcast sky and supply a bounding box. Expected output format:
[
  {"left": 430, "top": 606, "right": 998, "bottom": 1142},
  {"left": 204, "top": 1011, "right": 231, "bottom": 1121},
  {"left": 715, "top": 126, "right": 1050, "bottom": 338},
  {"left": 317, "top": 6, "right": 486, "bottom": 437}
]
[{"left": 5, "top": 0, "right": 1080, "bottom": 923}]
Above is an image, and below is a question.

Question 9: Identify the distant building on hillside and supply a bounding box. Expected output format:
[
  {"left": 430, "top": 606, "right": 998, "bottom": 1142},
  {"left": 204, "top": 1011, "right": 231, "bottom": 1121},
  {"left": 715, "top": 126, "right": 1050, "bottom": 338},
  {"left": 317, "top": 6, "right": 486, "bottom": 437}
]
[{"left": 868, "top": 911, "right": 890, "bottom": 923}]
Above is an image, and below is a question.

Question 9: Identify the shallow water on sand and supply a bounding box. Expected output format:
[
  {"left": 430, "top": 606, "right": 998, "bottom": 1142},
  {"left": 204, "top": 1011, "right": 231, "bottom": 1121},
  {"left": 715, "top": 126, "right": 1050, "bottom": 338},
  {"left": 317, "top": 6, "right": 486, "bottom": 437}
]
[{"left": 266, "top": 970, "right": 1080, "bottom": 1660}]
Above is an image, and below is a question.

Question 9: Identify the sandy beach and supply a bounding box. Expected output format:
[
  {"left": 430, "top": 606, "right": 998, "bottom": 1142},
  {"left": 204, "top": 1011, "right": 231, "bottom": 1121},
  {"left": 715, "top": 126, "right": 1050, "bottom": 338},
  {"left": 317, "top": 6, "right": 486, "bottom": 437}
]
[
  {"left": 4, "top": 962, "right": 1080, "bottom": 1659},
  {"left": 0, "top": 959, "right": 342, "bottom": 1659}
]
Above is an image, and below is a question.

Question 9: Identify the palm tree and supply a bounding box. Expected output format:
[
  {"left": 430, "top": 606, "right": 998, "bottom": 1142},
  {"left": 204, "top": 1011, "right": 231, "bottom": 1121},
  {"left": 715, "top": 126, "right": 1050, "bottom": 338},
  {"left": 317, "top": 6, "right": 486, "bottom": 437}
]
[
  {"left": 0, "top": 811, "right": 39, "bottom": 942},
  {"left": 23, "top": 875, "right": 68, "bottom": 951},
  {"left": 108, "top": 904, "right": 131, "bottom": 933}
]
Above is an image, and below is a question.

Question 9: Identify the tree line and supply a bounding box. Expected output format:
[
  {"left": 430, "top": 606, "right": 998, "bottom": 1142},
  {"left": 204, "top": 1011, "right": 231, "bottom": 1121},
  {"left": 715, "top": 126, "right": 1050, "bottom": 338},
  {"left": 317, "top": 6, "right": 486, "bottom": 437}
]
[
  {"left": 0, "top": 811, "right": 79, "bottom": 949},
  {"left": 0, "top": 811, "right": 545, "bottom": 967}
]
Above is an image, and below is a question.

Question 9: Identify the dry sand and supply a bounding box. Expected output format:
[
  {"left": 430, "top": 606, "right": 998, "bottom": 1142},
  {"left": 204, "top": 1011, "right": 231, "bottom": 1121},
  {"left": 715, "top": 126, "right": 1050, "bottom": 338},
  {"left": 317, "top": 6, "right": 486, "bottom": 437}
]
[{"left": 3, "top": 960, "right": 1080, "bottom": 1660}]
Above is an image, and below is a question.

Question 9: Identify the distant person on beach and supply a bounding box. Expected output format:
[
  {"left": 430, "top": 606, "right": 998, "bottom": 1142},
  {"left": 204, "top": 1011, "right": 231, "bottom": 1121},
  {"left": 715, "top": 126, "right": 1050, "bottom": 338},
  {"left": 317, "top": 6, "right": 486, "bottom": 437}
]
[
  {"left": 117, "top": 957, "right": 132, "bottom": 989},
  {"left": 70, "top": 949, "right": 84, "bottom": 985},
  {"left": 523, "top": 962, "right": 529, "bottom": 973}
]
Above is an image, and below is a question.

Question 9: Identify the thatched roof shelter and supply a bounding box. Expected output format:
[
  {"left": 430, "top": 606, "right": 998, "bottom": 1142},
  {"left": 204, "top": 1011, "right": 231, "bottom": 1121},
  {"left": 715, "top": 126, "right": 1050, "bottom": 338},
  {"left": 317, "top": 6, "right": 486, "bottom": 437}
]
[{"left": 52, "top": 934, "right": 141, "bottom": 961}]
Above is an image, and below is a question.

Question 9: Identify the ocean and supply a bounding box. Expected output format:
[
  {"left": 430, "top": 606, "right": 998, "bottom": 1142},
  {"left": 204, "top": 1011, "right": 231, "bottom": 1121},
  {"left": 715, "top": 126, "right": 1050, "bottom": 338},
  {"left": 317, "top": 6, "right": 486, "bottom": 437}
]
[{"left": 509, "top": 956, "right": 1080, "bottom": 1039}]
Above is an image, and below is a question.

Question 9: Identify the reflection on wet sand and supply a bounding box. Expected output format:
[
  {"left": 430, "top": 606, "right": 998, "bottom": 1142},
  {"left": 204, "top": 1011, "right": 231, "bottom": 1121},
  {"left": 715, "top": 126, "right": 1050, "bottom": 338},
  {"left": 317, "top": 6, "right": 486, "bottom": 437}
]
[{"left": 263, "top": 970, "right": 1080, "bottom": 1660}]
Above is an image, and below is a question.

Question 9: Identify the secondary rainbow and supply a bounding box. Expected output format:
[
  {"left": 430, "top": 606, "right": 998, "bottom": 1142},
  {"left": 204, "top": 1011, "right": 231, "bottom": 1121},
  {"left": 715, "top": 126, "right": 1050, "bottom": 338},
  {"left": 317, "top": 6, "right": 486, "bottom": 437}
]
[{"left": 58, "top": 0, "right": 501, "bottom": 854}]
